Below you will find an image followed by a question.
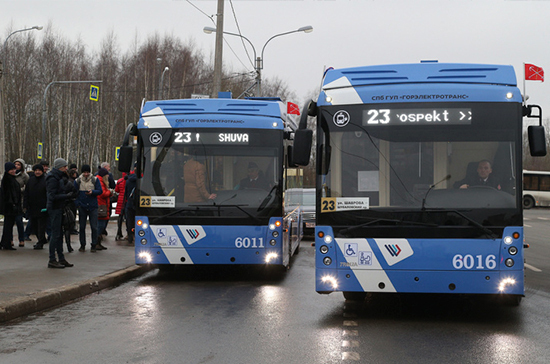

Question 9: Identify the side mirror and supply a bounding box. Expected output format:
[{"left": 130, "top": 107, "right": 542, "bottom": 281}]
[
  {"left": 528, "top": 125, "right": 547, "bottom": 157},
  {"left": 118, "top": 146, "right": 134, "bottom": 172},
  {"left": 292, "top": 129, "right": 313, "bottom": 166},
  {"left": 287, "top": 145, "right": 298, "bottom": 168}
]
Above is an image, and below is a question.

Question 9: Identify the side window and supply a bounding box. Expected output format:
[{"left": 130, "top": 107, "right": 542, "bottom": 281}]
[{"left": 540, "top": 176, "right": 550, "bottom": 191}]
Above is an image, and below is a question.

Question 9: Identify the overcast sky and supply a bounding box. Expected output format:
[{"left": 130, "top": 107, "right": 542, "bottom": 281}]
[{"left": 2, "top": 0, "right": 550, "bottom": 113}]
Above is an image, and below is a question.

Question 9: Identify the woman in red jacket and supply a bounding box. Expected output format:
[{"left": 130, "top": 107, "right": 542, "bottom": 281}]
[
  {"left": 114, "top": 173, "right": 127, "bottom": 241},
  {"left": 96, "top": 168, "right": 112, "bottom": 251}
]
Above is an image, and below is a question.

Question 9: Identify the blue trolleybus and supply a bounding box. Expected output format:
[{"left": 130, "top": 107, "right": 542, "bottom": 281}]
[
  {"left": 293, "top": 62, "right": 546, "bottom": 303},
  {"left": 118, "top": 96, "right": 304, "bottom": 269}
]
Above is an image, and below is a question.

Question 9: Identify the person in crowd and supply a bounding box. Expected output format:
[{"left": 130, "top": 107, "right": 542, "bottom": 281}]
[
  {"left": 62, "top": 170, "right": 78, "bottom": 252},
  {"left": 238, "top": 162, "right": 270, "bottom": 191},
  {"left": 14, "top": 158, "right": 29, "bottom": 247},
  {"left": 115, "top": 172, "right": 127, "bottom": 241},
  {"left": 455, "top": 160, "right": 501, "bottom": 190},
  {"left": 183, "top": 154, "right": 216, "bottom": 203},
  {"left": 40, "top": 160, "right": 50, "bottom": 174},
  {"left": 74, "top": 165, "right": 102, "bottom": 252},
  {"left": 46, "top": 158, "right": 76, "bottom": 268},
  {"left": 97, "top": 162, "right": 115, "bottom": 236},
  {"left": 25, "top": 164, "right": 49, "bottom": 250},
  {"left": 99, "top": 162, "right": 116, "bottom": 189},
  {"left": 67, "top": 169, "right": 79, "bottom": 235},
  {"left": 124, "top": 166, "right": 137, "bottom": 246},
  {"left": 96, "top": 167, "right": 112, "bottom": 250},
  {"left": 39, "top": 160, "right": 52, "bottom": 240},
  {"left": 0, "top": 162, "right": 22, "bottom": 250},
  {"left": 69, "top": 163, "right": 78, "bottom": 174}
]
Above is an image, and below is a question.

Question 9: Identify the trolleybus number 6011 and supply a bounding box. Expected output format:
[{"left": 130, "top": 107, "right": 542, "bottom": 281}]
[
  {"left": 452, "top": 254, "right": 496, "bottom": 270},
  {"left": 235, "top": 237, "right": 265, "bottom": 248}
]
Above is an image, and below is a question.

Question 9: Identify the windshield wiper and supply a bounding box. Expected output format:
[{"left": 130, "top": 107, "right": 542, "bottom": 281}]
[
  {"left": 190, "top": 203, "right": 263, "bottom": 224},
  {"left": 257, "top": 184, "right": 278, "bottom": 212},
  {"left": 398, "top": 208, "right": 499, "bottom": 239},
  {"left": 440, "top": 209, "right": 498, "bottom": 239},
  {"left": 149, "top": 206, "right": 212, "bottom": 223},
  {"left": 340, "top": 216, "right": 438, "bottom": 235}
]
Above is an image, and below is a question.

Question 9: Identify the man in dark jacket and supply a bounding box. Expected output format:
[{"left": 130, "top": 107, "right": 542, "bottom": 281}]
[
  {"left": 0, "top": 162, "right": 22, "bottom": 250},
  {"left": 74, "top": 164, "right": 102, "bottom": 252},
  {"left": 24, "top": 164, "right": 49, "bottom": 250},
  {"left": 46, "top": 158, "right": 76, "bottom": 268}
]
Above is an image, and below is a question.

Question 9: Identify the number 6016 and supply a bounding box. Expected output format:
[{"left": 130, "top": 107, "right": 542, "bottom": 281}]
[{"left": 452, "top": 254, "right": 496, "bottom": 270}]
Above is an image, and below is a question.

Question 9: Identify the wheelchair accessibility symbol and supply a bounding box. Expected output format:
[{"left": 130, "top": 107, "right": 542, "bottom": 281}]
[
  {"left": 344, "top": 243, "right": 358, "bottom": 257},
  {"left": 157, "top": 228, "right": 167, "bottom": 238}
]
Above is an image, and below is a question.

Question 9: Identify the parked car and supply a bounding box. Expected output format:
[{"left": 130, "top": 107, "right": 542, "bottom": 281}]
[{"left": 284, "top": 188, "right": 315, "bottom": 236}]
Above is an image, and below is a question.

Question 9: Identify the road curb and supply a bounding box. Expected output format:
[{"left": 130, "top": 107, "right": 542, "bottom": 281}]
[{"left": 0, "top": 264, "right": 153, "bottom": 324}]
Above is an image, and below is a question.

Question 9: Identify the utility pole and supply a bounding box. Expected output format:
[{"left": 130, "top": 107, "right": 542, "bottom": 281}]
[{"left": 212, "top": 0, "right": 224, "bottom": 98}]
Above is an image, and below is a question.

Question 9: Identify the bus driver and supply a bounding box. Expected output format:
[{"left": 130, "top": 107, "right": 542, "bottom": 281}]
[{"left": 456, "top": 160, "right": 501, "bottom": 190}]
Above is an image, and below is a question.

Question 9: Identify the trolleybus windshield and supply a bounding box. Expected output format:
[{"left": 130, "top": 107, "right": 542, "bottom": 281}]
[
  {"left": 138, "top": 128, "right": 283, "bottom": 224},
  {"left": 318, "top": 102, "right": 522, "bottom": 238}
]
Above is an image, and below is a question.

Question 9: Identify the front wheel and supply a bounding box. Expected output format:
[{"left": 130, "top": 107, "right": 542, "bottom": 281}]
[
  {"left": 343, "top": 291, "right": 367, "bottom": 301},
  {"left": 523, "top": 196, "right": 535, "bottom": 209}
]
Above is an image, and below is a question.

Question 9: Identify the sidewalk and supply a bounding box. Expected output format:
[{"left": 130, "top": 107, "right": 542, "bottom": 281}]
[{"left": 0, "top": 220, "right": 152, "bottom": 323}]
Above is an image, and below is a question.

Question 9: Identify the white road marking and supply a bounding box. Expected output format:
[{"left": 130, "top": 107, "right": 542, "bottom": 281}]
[
  {"left": 524, "top": 224, "right": 532, "bottom": 228},
  {"left": 342, "top": 352, "right": 361, "bottom": 361},
  {"left": 525, "top": 263, "right": 542, "bottom": 272}
]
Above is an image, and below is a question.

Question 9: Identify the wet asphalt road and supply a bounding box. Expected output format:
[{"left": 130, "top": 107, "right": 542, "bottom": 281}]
[{"left": 1, "top": 209, "right": 550, "bottom": 363}]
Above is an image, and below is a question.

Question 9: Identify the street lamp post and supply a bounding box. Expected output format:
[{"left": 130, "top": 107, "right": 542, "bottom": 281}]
[
  {"left": 159, "top": 67, "right": 169, "bottom": 100},
  {"left": 204, "top": 25, "right": 312, "bottom": 97},
  {"left": 42, "top": 80, "right": 102, "bottom": 161},
  {"left": 0, "top": 25, "right": 43, "bottom": 172}
]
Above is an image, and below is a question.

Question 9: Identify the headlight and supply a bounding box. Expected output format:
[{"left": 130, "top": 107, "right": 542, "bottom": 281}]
[
  {"left": 504, "top": 236, "right": 513, "bottom": 245},
  {"left": 140, "top": 238, "right": 147, "bottom": 245},
  {"left": 498, "top": 277, "right": 516, "bottom": 292},
  {"left": 265, "top": 253, "right": 278, "bottom": 263},
  {"left": 138, "top": 252, "right": 152, "bottom": 263},
  {"left": 505, "top": 258, "right": 514, "bottom": 267},
  {"left": 138, "top": 230, "right": 145, "bottom": 237},
  {"left": 272, "top": 231, "right": 279, "bottom": 238},
  {"left": 324, "top": 235, "right": 333, "bottom": 243},
  {"left": 323, "top": 257, "right": 332, "bottom": 266},
  {"left": 321, "top": 275, "right": 338, "bottom": 289},
  {"left": 320, "top": 245, "right": 329, "bottom": 254},
  {"left": 508, "top": 246, "right": 518, "bottom": 255},
  {"left": 269, "top": 239, "right": 277, "bottom": 246}
]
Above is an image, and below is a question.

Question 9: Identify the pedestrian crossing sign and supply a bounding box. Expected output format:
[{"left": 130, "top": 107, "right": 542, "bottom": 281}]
[{"left": 90, "top": 85, "right": 99, "bottom": 101}]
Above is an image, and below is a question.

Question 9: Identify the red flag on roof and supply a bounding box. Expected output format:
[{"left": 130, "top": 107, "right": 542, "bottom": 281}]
[
  {"left": 287, "top": 101, "right": 300, "bottom": 115},
  {"left": 525, "top": 63, "right": 544, "bottom": 82}
]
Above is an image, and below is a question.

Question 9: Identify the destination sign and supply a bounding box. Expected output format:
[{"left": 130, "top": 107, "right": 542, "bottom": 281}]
[
  {"left": 361, "top": 108, "right": 472, "bottom": 126},
  {"left": 173, "top": 131, "right": 249, "bottom": 145}
]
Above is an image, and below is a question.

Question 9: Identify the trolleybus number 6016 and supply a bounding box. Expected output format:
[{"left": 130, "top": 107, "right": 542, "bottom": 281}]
[{"left": 452, "top": 254, "right": 497, "bottom": 270}]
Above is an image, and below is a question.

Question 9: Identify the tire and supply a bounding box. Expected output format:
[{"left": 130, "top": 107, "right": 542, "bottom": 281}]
[
  {"left": 343, "top": 291, "right": 367, "bottom": 301},
  {"left": 523, "top": 196, "right": 535, "bottom": 209},
  {"left": 157, "top": 264, "right": 175, "bottom": 272},
  {"left": 501, "top": 294, "right": 522, "bottom": 307}
]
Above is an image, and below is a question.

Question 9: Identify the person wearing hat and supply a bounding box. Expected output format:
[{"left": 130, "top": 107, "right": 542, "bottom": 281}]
[
  {"left": 74, "top": 164, "right": 103, "bottom": 252},
  {"left": 24, "top": 164, "right": 48, "bottom": 249},
  {"left": 96, "top": 167, "right": 112, "bottom": 250},
  {"left": 45, "top": 158, "right": 77, "bottom": 268},
  {"left": 0, "top": 162, "right": 22, "bottom": 250},
  {"left": 238, "top": 161, "right": 270, "bottom": 191},
  {"left": 39, "top": 160, "right": 50, "bottom": 174}
]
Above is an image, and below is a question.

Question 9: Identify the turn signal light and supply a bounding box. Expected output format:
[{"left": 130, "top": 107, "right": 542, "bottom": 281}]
[{"left": 513, "top": 232, "right": 520, "bottom": 239}]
